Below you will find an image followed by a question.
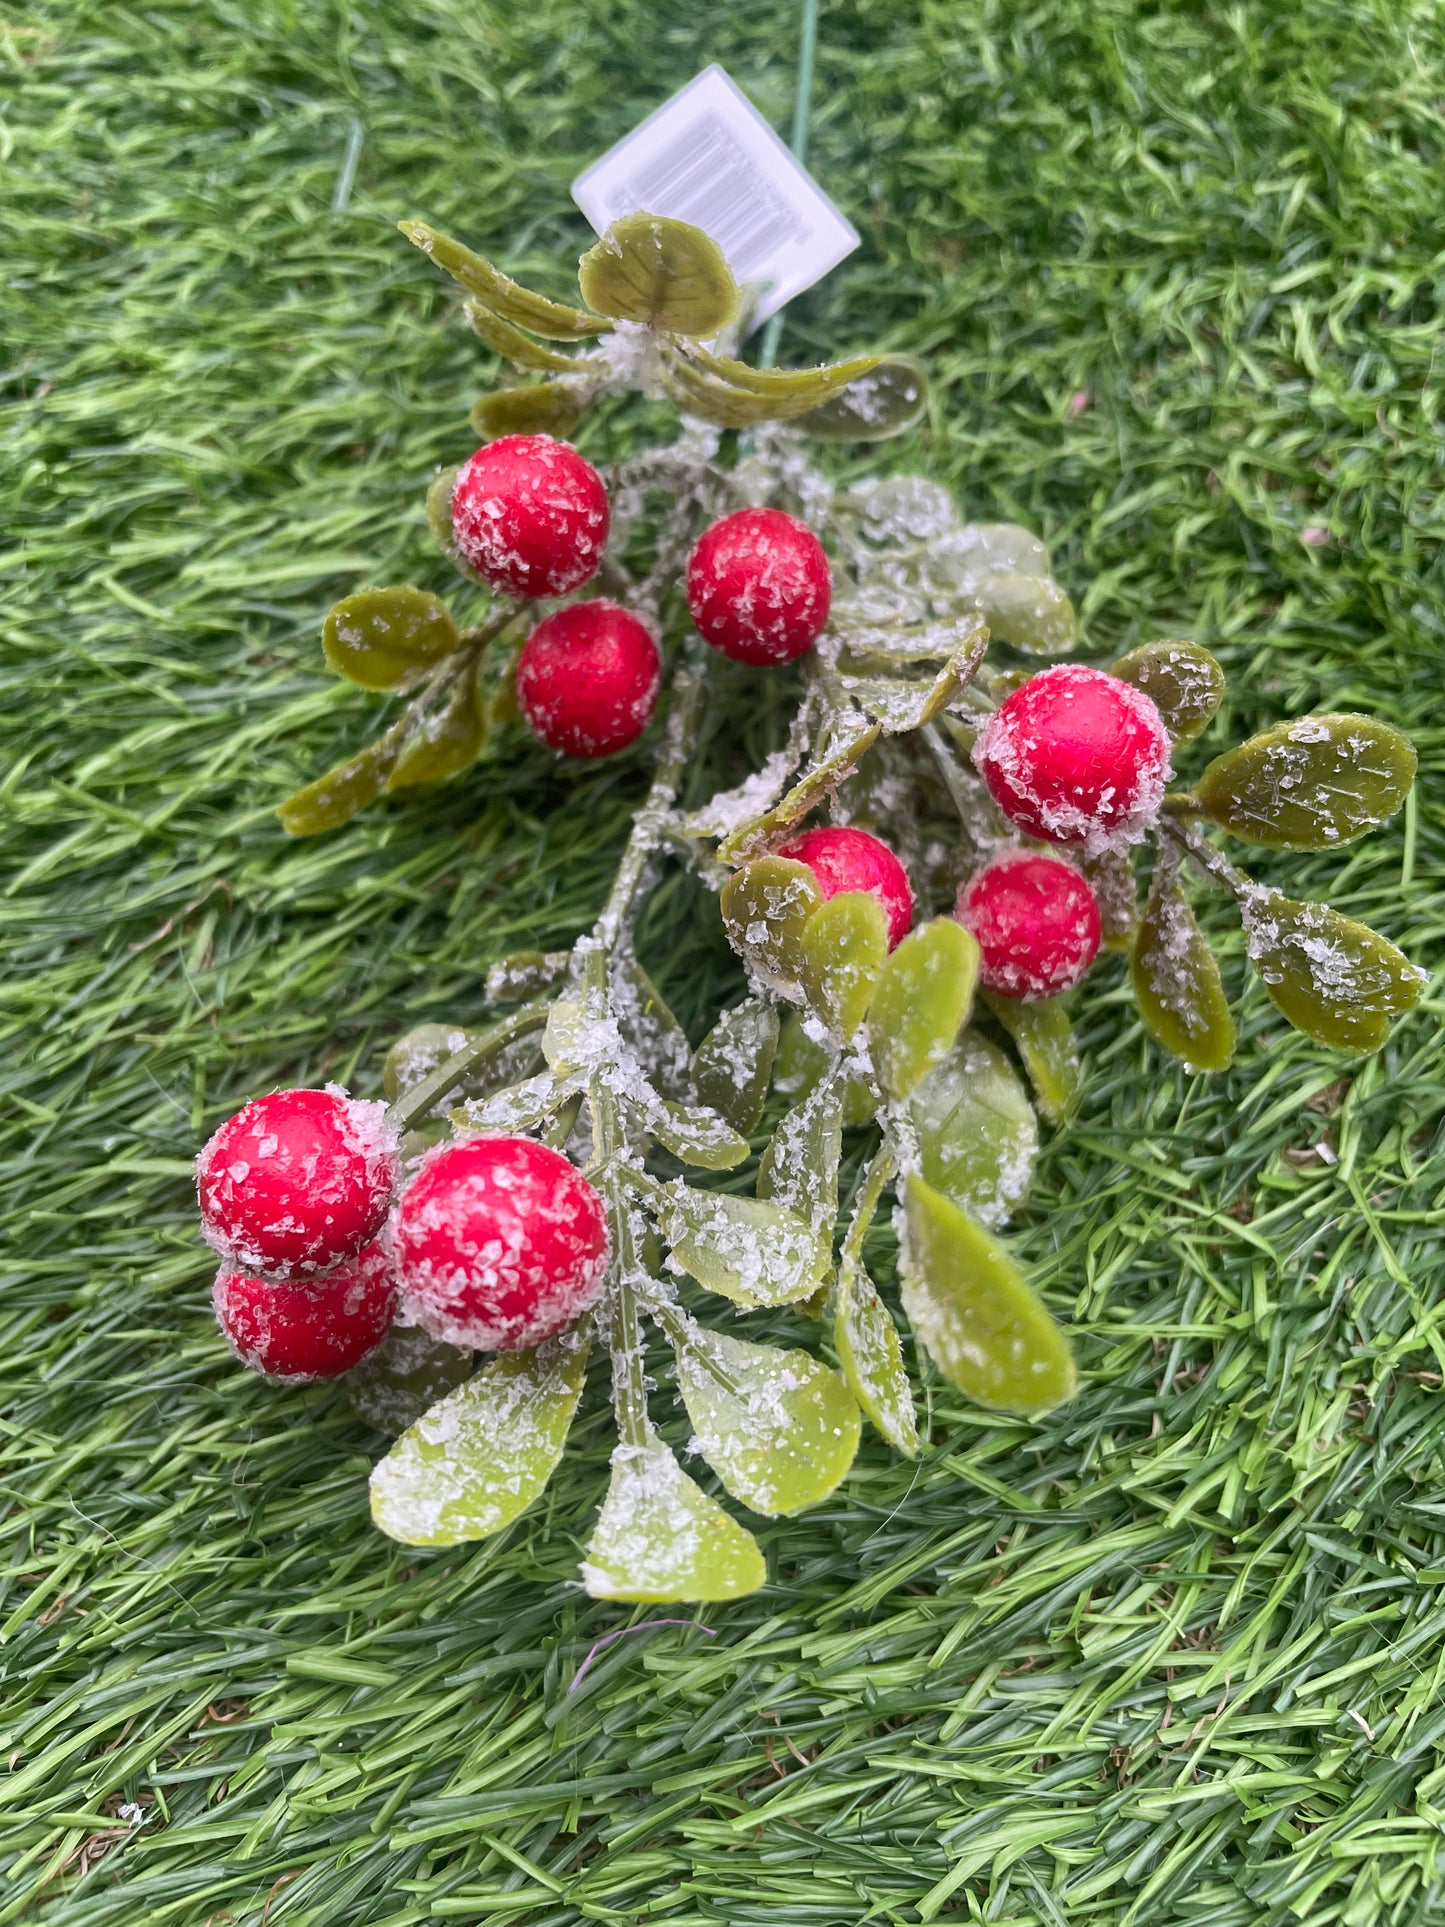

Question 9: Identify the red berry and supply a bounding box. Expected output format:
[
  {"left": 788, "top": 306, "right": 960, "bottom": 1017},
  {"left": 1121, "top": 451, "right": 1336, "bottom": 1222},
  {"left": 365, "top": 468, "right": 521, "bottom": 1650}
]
[
  {"left": 686, "top": 507, "right": 831, "bottom": 666},
  {"left": 197, "top": 1088, "right": 397, "bottom": 1279},
  {"left": 213, "top": 1241, "right": 396, "bottom": 1382},
  {"left": 956, "top": 850, "right": 1102, "bottom": 1000},
  {"left": 515, "top": 599, "right": 661, "bottom": 758},
  {"left": 392, "top": 1137, "right": 609, "bottom": 1352},
  {"left": 972, "top": 664, "right": 1170, "bottom": 849},
  {"left": 451, "top": 434, "right": 608, "bottom": 599},
  {"left": 776, "top": 825, "right": 913, "bottom": 949}
]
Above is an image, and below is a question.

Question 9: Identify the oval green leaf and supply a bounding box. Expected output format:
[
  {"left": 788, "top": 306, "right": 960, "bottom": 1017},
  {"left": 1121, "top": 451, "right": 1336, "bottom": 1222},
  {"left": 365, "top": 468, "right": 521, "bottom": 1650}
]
[
  {"left": 692, "top": 998, "right": 779, "bottom": 1136},
  {"left": 1241, "top": 889, "right": 1424, "bottom": 1053},
  {"left": 277, "top": 729, "right": 403, "bottom": 836},
  {"left": 471, "top": 381, "right": 588, "bottom": 440},
  {"left": 369, "top": 1327, "right": 589, "bottom": 1545},
  {"left": 1111, "top": 639, "right": 1226, "bottom": 745},
  {"left": 1131, "top": 873, "right": 1236, "bottom": 1072},
  {"left": 485, "top": 949, "right": 571, "bottom": 1004},
  {"left": 868, "top": 919, "right": 980, "bottom": 1101},
  {"left": 642, "top": 1096, "right": 751, "bottom": 1171},
  {"left": 581, "top": 1431, "right": 765, "bottom": 1602},
  {"left": 800, "top": 891, "right": 889, "bottom": 1038},
  {"left": 719, "top": 856, "right": 822, "bottom": 995},
  {"left": 976, "top": 572, "right": 1076, "bottom": 655},
  {"left": 911, "top": 1031, "right": 1039, "bottom": 1227},
  {"left": 834, "top": 1258, "right": 917, "bottom": 1456},
  {"left": 758, "top": 1067, "right": 845, "bottom": 1240},
  {"left": 900, "top": 1176, "right": 1076, "bottom": 1415},
  {"left": 1193, "top": 714, "right": 1417, "bottom": 850},
  {"left": 774, "top": 1010, "right": 876, "bottom": 1127},
  {"left": 463, "top": 298, "right": 580, "bottom": 372},
  {"left": 388, "top": 664, "right": 487, "bottom": 789},
  {"left": 400, "top": 220, "right": 607, "bottom": 339},
  {"left": 383, "top": 1022, "right": 481, "bottom": 1103},
  {"left": 796, "top": 354, "right": 929, "bottom": 441},
  {"left": 323, "top": 586, "right": 459, "bottom": 692},
  {"left": 657, "top": 1182, "right": 828, "bottom": 1307},
  {"left": 613, "top": 953, "right": 693, "bottom": 1101},
  {"left": 578, "top": 213, "right": 740, "bottom": 335},
  {"left": 346, "top": 1327, "right": 476, "bottom": 1436},
  {"left": 979, "top": 990, "right": 1081, "bottom": 1125},
  {"left": 672, "top": 1321, "right": 861, "bottom": 1515}
]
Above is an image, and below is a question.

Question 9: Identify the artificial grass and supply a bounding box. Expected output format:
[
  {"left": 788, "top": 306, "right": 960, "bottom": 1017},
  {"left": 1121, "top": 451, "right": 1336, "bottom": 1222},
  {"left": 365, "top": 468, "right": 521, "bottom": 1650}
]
[{"left": 5, "top": 0, "right": 1445, "bottom": 1921}]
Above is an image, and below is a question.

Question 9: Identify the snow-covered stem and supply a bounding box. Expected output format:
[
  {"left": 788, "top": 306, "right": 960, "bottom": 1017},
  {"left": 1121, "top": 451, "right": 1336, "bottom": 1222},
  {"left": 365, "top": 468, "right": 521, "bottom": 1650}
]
[
  {"left": 843, "top": 1139, "right": 896, "bottom": 1267},
  {"left": 1156, "top": 812, "right": 1253, "bottom": 901},
  {"left": 386, "top": 1003, "right": 548, "bottom": 1134}
]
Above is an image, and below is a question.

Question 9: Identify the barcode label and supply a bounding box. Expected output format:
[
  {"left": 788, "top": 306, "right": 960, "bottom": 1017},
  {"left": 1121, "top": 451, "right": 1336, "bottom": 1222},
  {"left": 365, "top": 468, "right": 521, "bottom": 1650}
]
[{"left": 572, "top": 65, "right": 859, "bottom": 329}]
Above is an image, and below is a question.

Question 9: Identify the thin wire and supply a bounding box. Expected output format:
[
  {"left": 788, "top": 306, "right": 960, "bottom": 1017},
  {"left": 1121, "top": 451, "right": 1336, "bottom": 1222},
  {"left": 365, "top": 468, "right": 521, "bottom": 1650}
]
[{"left": 756, "top": 0, "right": 820, "bottom": 368}]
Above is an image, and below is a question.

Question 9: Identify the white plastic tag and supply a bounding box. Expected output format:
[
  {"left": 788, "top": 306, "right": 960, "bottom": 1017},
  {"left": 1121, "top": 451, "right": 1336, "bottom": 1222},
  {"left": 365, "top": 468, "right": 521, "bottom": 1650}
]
[{"left": 572, "top": 64, "right": 859, "bottom": 329}]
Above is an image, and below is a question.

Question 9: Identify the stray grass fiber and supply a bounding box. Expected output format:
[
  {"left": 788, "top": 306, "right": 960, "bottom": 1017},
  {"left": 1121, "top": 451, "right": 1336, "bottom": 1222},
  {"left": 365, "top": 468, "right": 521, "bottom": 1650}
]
[{"left": 4, "top": 2, "right": 1445, "bottom": 1924}]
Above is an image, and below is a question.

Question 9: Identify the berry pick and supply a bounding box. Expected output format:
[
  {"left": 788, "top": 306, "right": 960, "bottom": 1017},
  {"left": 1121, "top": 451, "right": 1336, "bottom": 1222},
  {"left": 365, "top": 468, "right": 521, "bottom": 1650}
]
[{"left": 230, "top": 213, "right": 1426, "bottom": 1606}]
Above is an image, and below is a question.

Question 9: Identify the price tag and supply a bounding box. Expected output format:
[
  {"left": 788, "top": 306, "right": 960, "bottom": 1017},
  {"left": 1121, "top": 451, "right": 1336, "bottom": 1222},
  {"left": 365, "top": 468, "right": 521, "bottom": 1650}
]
[{"left": 572, "top": 64, "right": 859, "bottom": 329}]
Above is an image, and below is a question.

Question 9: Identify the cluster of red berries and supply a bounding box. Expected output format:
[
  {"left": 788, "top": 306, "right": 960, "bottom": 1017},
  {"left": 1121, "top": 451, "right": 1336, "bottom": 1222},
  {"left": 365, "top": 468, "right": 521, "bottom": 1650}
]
[
  {"left": 450, "top": 435, "right": 832, "bottom": 760},
  {"left": 197, "top": 1088, "right": 608, "bottom": 1383}
]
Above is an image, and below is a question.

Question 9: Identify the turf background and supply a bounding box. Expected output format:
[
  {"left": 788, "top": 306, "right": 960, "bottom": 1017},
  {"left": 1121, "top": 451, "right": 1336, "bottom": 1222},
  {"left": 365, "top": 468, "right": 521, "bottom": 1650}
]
[{"left": 5, "top": 1, "right": 1445, "bottom": 1921}]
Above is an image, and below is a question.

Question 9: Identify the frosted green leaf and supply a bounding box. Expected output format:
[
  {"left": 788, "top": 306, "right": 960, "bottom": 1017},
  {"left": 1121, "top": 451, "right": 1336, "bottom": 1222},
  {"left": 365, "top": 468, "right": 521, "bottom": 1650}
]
[
  {"left": 692, "top": 998, "right": 779, "bottom": 1136},
  {"left": 911, "top": 1031, "right": 1039, "bottom": 1227},
  {"left": 581, "top": 1431, "right": 765, "bottom": 1602},
  {"left": 463, "top": 298, "right": 580, "bottom": 372},
  {"left": 758, "top": 1068, "right": 844, "bottom": 1239},
  {"left": 657, "top": 1183, "right": 828, "bottom": 1307},
  {"left": 1131, "top": 873, "right": 1236, "bottom": 1072},
  {"left": 579, "top": 214, "right": 740, "bottom": 335},
  {"left": 719, "top": 856, "right": 821, "bottom": 995},
  {"left": 835, "top": 1257, "right": 917, "bottom": 1456},
  {"left": 672, "top": 1321, "right": 860, "bottom": 1515},
  {"left": 383, "top": 1023, "right": 481, "bottom": 1103},
  {"left": 1079, "top": 847, "right": 1137, "bottom": 950},
  {"left": 980, "top": 990, "right": 1081, "bottom": 1124},
  {"left": 1241, "top": 888, "right": 1424, "bottom": 1053},
  {"left": 1111, "top": 639, "right": 1225, "bottom": 744},
  {"left": 688, "top": 343, "right": 879, "bottom": 406},
  {"left": 975, "top": 571, "right": 1076, "bottom": 654},
  {"left": 400, "top": 220, "right": 607, "bottom": 339},
  {"left": 452, "top": 1069, "right": 580, "bottom": 1135},
  {"left": 868, "top": 918, "right": 980, "bottom": 1101},
  {"left": 719, "top": 726, "right": 884, "bottom": 867},
  {"left": 346, "top": 1327, "right": 476, "bottom": 1435},
  {"left": 370, "top": 1327, "right": 590, "bottom": 1546},
  {"left": 800, "top": 891, "right": 888, "bottom": 1038},
  {"left": 278, "top": 729, "right": 402, "bottom": 836},
  {"left": 900, "top": 1176, "right": 1077, "bottom": 1415},
  {"left": 642, "top": 1097, "right": 750, "bottom": 1170},
  {"left": 485, "top": 950, "right": 571, "bottom": 1003},
  {"left": 426, "top": 465, "right": 461, "bottom": 550},
  {"left": 1193, "top": 714, "right": 1417, "bottom": 850},
  {"left": 613, "top": 953, "right": 693, "bottom": 1101},
  {"left": 471, "top": 381, "right": 588, "bottom": 440},
  {"left": 774, "top": 1011, "right": 876, "bottom": 1127},
  {"left": 387, "top": 664, "right": 487, "bottom": 789},
  {"left": 541, "top": 995, "right": 588, "bottom": 1074},
  {"left": 796, "top": 354, "right": 929, "bottom": 441},
  {"left": 323, "top": 585, "right": 459, "bottom": 691},
  {"left": 837, "top": 626, "right": 988, "bottom": 734}
]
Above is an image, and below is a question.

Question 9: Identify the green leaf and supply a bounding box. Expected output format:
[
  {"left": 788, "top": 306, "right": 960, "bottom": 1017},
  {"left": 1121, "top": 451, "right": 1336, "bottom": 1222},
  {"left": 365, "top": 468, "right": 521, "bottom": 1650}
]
[
  {"left": 980, "top": 991, "right": 1081, "bottom": 1125},
  {"left": 719, "top": 726, "right": 883, "bottom": 866},
  {"left": 656, "top": 1182, "right": 828, "bottom": 1308},
  {"left": 578, "top": 213, "right": 740, "bottom": 335},
  {"left": 463, "top": 298, "right": 581, "bottom": 372},
  {"left": 1131, "top": 871, "right": 1236, "bottom": 1072},
  {"left": 800, "top": 891, "right": 889, "bottom": 1038},
  {"left": 692, "top": 999, "right": 779, "bottom": 1136},
  {"left": 1192, "top": 714, "right": 1417, "bottom": 850},
  {"left": 369, "top": 1327, "right": 590, "bottom": 1546},
  {"left": 1079, "top": 847, "right": 1138, "bottom": 951},
  {"left": 400, "top": 220, "right": 607, "bottom": 339},
  {"left": 671, "top": 1320, "right": 860, "bottom": 1515},
  {"left": 687, "top": 343, "right": 880, "bottom": 409},
  {"left": 758, "top": 1066, "right": 845, "bottom": 1239},
  {"left": 426, "top": 464, "right": 462, "bottom": 551},
  {"left": 911, "top": 1031, "right": 1039, "bottom": 1226},
  {"left": 640, "top": 1097, "right": 750, "bottom": 1170},
  {"left": 613, "top": 953, "right": 693, "bottom": 1101},
  {"left": 277, "top": 729, "right": 403, "bottom": 836},
  {"left": 719, "top": 856, "right": 822, "bottom": 995},
  {"left": 346, "top": 1327, "right": 476, "bottom": 1436},
  {"left": 795, "top": 354, "right": 929, "bottom": 441},
  {"left": 387, "top": 664, "right": 487, "bottom": 789},
  {"left": 452, "top": 1069, "right": 579, "bottom": 1135},
  {"left": 581, "top": 1431, "right": 765, "bottom": 1602},
  {"left": 900, "top": 1176, "right": 1076, "bottom": 1415},
  {"left": 383, "top": 1022, "right": 481, "bottom": 1103},
  {"left": 975, "top": 572, "right": 1076, "bottom": 655},
  {"left": 1241, "top": 889, "right": 1424, "bottom": 1053},
  {"left": 868, "top": 919, "right": 980, "bottom": 1101},
  {"left": 774, "top": 1010, "right": 876, "bottom": 1127},
  {"left": 484, "top": 950, "right": 572, "bottom": 1003},
  {"left": 323, "top": 585, "right": 459, "bottom": 691},
  {"left": 1111, "top": 639, "right": 1226, "bottom": 744},
  {"left": 541, "top": 994, "right": 590, "bottom": 1074},
  {"left": 837, "top": 624, "right": 989, "bottom": 735},
  {"left": 471, "top": 381, "right": 588, "bottom": 440},
  {"left": 835, "top": 1257, "right": 917, "bottom": 1456}
]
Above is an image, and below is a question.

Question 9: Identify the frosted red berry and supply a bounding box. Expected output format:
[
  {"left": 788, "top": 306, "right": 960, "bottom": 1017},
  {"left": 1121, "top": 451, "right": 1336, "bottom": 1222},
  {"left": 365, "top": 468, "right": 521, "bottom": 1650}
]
[
  {"left": 516, "top": 599, "right": 661, "bottom": 759},
  {"left": 686, "top": 507, "right": 831, "bottom": 666},
  {"left": 213, "top": 1241, "right": 396, "bottom": 1382},
  {"left": 972, "top": 663, "right": 1170, "bottom": 849},
  {"left": 392, "top": 1136, "right": 609, "bottom": 1352},
  {"left": 956, "top": 850, "right": 1102, "bottom": 1000},
  {"left": 777, "top": 825, "right": 913, "bottom": 949},
  {"left": 451, "top": 434, "right": 608, "bottom": 599},
  {"left": 197, "top": 1088, "right": 397, "bottom": 1279}
]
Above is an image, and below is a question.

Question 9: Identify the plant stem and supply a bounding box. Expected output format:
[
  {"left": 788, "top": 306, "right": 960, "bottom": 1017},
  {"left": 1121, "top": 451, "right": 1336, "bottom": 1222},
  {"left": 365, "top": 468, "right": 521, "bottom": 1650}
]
[
  {"left": 842, "top": 1138, "right": 895, "bottom": 1268},
  {"left": 386, "top": 1004, "right": 548, "bottom": 1135},
  {"left": 1156, "top": 813, "right": 1255, "bottom": 901}
]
